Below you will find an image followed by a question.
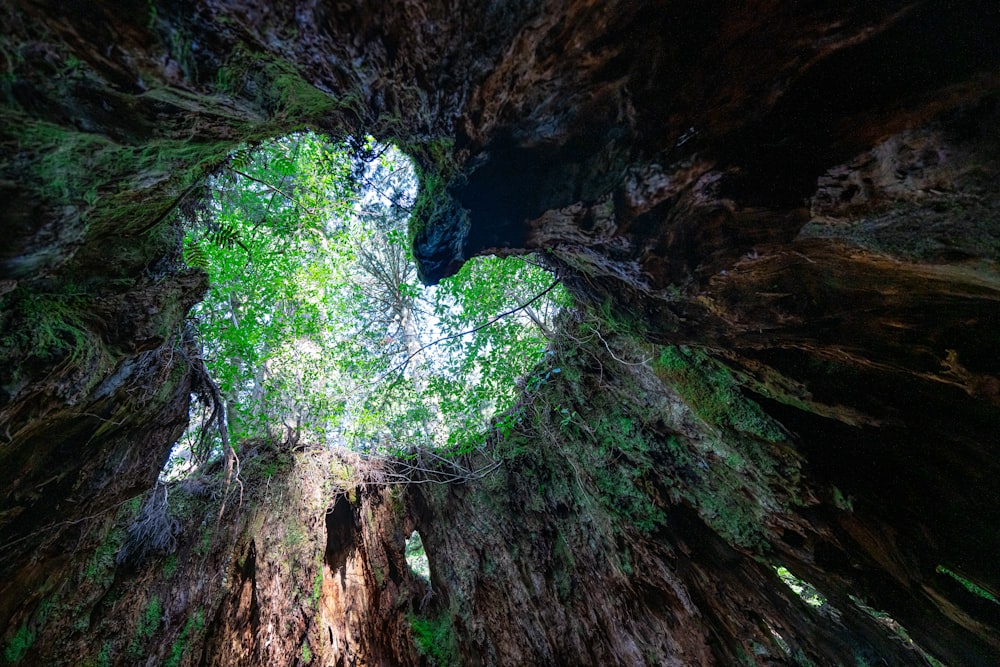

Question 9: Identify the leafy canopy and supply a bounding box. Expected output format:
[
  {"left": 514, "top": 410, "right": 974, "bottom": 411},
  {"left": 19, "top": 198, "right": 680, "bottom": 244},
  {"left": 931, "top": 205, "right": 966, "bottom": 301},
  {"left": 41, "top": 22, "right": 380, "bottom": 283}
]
[{"left": 174, "top": 132, "right": 566, "bottom": 471}]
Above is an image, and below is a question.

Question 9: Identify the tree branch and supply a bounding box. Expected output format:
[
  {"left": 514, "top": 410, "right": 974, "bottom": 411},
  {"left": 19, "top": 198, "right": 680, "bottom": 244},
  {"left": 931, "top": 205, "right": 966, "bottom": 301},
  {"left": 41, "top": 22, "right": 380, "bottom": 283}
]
[
  {"left": 228, "top": 167, "right": 317, "bottom": 215},
  {"left": 379, "top": 276, "right": 562, "bottom": 384}
]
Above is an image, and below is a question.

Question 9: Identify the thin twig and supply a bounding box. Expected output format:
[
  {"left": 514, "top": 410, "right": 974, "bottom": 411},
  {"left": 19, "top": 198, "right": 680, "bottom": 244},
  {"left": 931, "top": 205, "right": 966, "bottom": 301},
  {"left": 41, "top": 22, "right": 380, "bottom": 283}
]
[
  {"left": 378, "top": 277, "right": 562, "bottom": 384},
  {"left": 129, "top": 177, "right": 205, "bottom": 237},
  {"left": 360, "top": 174, "right": 413, "bottom": 213},
  {"left": 592, "top": 327, "right": 651, "bottom": 367},
  {"left": 228, "top": 167, "right": 317, "bottom": 215},
  {"left": 0, "top": 493, "right": 144, "bottom": 553}
]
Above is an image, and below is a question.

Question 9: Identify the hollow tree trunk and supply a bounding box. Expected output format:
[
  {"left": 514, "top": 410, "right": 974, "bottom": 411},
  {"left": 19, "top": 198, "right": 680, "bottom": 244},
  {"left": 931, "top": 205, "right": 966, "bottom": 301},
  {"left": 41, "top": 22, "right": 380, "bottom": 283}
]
[{"left": 2, "top": 1, "right": 1000, "bottom": 665}]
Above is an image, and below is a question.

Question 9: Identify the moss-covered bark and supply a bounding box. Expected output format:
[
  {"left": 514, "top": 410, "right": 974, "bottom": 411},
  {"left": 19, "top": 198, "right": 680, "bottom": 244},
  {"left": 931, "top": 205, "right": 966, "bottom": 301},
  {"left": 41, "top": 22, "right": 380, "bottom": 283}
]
[
  {"left": 0, "top": 440, "right": 350, "bottom": 667},
  {"left": 316, "top": 315, "right": 946, "bottom": 665}
]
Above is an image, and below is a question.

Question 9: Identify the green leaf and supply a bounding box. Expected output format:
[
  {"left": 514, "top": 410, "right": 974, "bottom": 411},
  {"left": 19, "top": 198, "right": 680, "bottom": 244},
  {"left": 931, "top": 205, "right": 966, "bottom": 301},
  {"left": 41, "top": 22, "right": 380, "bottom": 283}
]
[
  {"left": 209, "top": 222, "right": 241, "bottom": 250},
  {"left": 179, "top": 131, "right": 566, "bottom": 459},
  {"left": 182, "top": 237, "right": 209, "bottom": 269},
  {"left": 229, "top": 148, "right": 254, "bottom": 172}
]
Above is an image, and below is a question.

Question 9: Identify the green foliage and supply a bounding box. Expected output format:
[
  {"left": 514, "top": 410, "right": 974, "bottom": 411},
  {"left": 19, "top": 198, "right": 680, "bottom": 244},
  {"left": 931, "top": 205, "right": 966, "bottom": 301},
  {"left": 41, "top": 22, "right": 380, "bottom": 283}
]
[
  {"left": 165, "top": 610, "right": 204, "bottom": 667},
  {"left": 182, "top": 236, "right": 209, "bottom": 269},
  {"left": 206, "top": 220, "right": 243, "bottom": 250},
  {"left": 3, "top": 625, "right": 34, "bottom": 664},
  {"left": 176, "top": 132, "right": 565, "bottom": 467},
  {"left": 405, "top": 531, "right": 431, "bottom": 580},
  {"left": 300, "top": 641, "right": 312, "bottom": 663},
  {"left": 407, "top": 612, "right": 457, "bottom": 666},
  {"left": 129, "top": 596, "right": 162, "bottom": 656}
]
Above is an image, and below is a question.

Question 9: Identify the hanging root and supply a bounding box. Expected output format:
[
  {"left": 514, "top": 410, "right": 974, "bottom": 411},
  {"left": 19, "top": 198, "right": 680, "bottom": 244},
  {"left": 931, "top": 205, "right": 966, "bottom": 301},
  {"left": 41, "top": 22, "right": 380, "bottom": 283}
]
[
  {"left": 116, "top": 483, "right": 179, "bottom": 566},
  {"left": 184, "top": 325, "right": 242, "bottom": 520}
]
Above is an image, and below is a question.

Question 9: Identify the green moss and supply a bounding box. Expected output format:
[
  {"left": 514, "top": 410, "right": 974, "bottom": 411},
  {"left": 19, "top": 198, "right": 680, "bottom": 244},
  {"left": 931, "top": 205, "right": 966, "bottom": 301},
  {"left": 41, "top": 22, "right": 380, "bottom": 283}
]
[
  {"left": 84, "top": 525, "right": 125, "bottom": 583},
  {"left": 936, "top": 565, "right": 999, "bottom": 604},
  {"left": 283, "top": 523, "right": 305, "bottom": 549},
  {"left": 215, "top": 50, "right": 349, "bottom": 132},
  {"left": 311, "top": 572, "right": 323, "bottom": 609},
  {"left": 402, "top": 138, "right": 465, "bottom": 245},
  {"left": 407, "top": 612, "right": 457, "bottom": 667},
  {"left": 193, "top": 524, "right": 214, "bottom": 556},
  {"left": 267, "top": 63, "right": 340, "bottom": 120},
  {"left": 618, "top": 543, "right": 634, "bottom": 576},
  {"left": 164, "top": 610, "right": 204, "bottom": 667},
  {"left": 590, "top": 336, "right": 779, "bottom": 547},
  {"left": 16, "top": 120, "right": 117, "bottom": 204},
  {"left": 139, "top": 596, "right": 162, "bottom": 638},
  {"left": 552, "top": 531, "right": 576, "bottom": 601},
  {"left": 129, "top": 595, "right": 162, "bottom": 656},
  {"left": 695, "top": 492, "right": 765, "bottom": 549},
  {"left": 0, "top": 288, "right": 98, "bottom": 367},
  {"left": 96, "top": 642, "right": 112, "bottom": 667},
  {"left": 3, "top": 625, "right": 34, "bottom": 664},
  {"left": 791, "top": 649, "right": 817, "bottom": 667},
  {"left": 500, "top": 319, "right": 788, "bottom": 552},
  {"left": 831, "top": 486, "right": 854, "bottom": 512},
  {"left": 162, "top": 553, "right": 179, "bottom": 579},
  {"left": 773, "top": 566, "right": 827, "bottom": 607},
  {"left": 586, "top": 411, "right": 665, "bottom": 532},
  {"left": 8, "top": 117, "right": 229, "bottom": 218},
  {"left": 408, "top": 169, "right": 469, "bottom": 250},
  {"left": 0, "top": 115, "right": 242, "bottom": 291},
  {"left": 655, "top": 346, "right": 785, "bottom": 443},
  {"left": 593, "top": 298, "right": 648, "bottom": 338},
  {"left": 386, "top": 486, "right": 405, "bottom": 516},
  {"left": 592, "top": 464, "right": 665, "bottom": 533}
]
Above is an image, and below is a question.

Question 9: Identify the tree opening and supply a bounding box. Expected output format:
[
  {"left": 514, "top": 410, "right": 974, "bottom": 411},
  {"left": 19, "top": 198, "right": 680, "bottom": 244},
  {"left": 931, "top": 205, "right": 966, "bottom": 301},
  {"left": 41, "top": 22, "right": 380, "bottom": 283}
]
[
  {"left": 405, "top": 530, "right": 430, "bottom": 581},
  {"left": 163, "top": 132, "right": 568, "bottom": 478}
]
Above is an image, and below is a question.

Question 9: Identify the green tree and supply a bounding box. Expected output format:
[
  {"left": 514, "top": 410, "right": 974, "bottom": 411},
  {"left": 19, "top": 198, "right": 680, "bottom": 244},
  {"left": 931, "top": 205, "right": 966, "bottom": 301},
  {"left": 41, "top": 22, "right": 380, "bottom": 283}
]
[{"left": 174, "top": 133, "right": 567, "bottom": 475}]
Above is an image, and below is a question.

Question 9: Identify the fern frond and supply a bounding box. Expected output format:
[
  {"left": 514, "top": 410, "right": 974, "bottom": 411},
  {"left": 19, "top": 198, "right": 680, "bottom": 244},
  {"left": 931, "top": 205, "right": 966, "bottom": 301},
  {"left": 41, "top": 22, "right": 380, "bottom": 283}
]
[
  {"left": 271, "top": 155, "right": 295, "bottom": 177},
  {"left": 183, "top": 238, "right": 209, "bottom": 269},
  {"left": 210, "top": 222, "right": 241, "bottom": 250},
  {"left": 229, "top": 148, "right": 254, "bottom": 172}
]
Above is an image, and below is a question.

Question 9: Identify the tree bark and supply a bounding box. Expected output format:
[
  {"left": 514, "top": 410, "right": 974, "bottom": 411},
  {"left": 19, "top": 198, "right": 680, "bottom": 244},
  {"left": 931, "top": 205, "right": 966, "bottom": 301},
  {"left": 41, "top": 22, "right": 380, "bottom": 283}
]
[{"left": 2, "top": 0, "right": 1000, "bottom": 665}]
